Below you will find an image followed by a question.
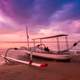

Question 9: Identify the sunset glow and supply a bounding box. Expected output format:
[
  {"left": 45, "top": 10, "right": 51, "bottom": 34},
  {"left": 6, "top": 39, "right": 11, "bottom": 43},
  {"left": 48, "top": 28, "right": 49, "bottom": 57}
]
[{"left": 0, "top": 0, "right": 80, "bottom": 48}]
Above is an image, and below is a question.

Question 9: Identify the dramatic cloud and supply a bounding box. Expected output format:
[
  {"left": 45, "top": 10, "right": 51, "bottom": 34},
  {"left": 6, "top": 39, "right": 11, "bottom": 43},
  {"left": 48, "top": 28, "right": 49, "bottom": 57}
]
[
  {"left": 0, "top": 0, "right": 80, "bottom": 41},
  {"left": 2, "top": 0, "right": 80, "bottom": 24},
  {"left": 50, "top": 3, "right": 75, "bottom": 21}
]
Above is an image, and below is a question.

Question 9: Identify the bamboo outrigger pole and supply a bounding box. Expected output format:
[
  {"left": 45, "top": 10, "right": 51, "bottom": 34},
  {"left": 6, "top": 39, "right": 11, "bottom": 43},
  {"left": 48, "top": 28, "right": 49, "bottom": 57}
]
[{"left": 0, "top": 48, "right": 48, "bottom": 68}]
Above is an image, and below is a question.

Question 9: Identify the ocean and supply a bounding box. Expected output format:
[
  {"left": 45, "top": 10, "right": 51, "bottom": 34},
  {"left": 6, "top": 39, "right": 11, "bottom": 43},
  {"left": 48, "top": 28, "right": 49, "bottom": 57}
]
[
  {"left": 0, "top": 40, "right": 79, "bottom": 50},
  {"left": 0, "top": 41, "right": 79, "bottom": 65}
]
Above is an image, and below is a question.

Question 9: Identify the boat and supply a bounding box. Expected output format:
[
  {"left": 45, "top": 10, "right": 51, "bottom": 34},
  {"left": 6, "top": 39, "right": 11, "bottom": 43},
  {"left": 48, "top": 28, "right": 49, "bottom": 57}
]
[
  {"left": 25, "top": 34, "right": 75, "bottom": 61},
  {"left": 22, "top": 27, "right": 79, "bottom": 61}
]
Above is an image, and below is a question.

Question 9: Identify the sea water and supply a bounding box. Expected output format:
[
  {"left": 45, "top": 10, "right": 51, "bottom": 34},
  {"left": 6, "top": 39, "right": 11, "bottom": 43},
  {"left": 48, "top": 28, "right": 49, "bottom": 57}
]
[{"left": 0, "top": 41, "right": 80, "bottom": 65}]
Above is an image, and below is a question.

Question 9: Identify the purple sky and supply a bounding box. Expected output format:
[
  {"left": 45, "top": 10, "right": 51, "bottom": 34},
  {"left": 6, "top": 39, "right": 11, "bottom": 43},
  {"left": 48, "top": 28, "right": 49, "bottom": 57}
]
[{"left": 0, "top": 0, "right": 80, "bottom": 41}]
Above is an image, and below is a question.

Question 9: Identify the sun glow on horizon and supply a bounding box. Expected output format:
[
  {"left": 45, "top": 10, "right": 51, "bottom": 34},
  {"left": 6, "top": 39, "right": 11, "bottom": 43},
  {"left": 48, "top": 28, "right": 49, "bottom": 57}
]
[{"left": 0, "top": 0, "right": 80, "bottom": 49}]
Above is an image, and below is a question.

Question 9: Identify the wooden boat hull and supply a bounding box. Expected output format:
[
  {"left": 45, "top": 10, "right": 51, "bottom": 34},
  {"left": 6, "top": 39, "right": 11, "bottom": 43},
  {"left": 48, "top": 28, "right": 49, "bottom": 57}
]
[{"left": 24, "top": 50, "right": 72, "bottom": 61}]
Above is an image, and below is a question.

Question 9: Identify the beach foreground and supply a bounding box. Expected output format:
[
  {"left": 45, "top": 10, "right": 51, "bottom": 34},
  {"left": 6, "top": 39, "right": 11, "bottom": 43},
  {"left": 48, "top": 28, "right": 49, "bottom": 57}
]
[{"left": 0, "top": 57, "right": 80, "bottom": 80}]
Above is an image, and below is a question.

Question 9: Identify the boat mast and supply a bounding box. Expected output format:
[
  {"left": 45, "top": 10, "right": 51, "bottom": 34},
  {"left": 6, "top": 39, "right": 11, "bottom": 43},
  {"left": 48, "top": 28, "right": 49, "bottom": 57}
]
[
  {"left": 26, "top": 26, "right": 29, "bottom": 49},
  {"left": 26, "top": 25, "right": 33, "bottom": 61}
]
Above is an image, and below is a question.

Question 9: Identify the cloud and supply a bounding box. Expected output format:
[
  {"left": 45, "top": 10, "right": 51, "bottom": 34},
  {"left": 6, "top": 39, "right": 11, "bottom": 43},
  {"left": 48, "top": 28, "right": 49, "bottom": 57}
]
[
  {"left": 0, "top": 10, "right": 23, "bottom": 34},
  {"left": 0, "top": 0, "right": 80, "bottom": 39},
  {"left": 38, "top": 27, "right": 64, "bottom": 37},
  {"left": 49, "top": 20, "right": 80, "bottom": 34},
  {"left": 50, "top": 3, "right": 75, "bottom": 22},
  {"left": 0, "top": 32, "right": 26, "bottom": 41},
  {"left": 0, "top": 0, "right": 71, "bottom": 25}
]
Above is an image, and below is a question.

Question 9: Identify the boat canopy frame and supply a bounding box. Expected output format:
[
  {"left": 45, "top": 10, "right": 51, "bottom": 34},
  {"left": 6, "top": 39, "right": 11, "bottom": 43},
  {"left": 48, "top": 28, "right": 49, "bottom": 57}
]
[{"left": 32, "top": 34, "right": 69, "bottom": 52}]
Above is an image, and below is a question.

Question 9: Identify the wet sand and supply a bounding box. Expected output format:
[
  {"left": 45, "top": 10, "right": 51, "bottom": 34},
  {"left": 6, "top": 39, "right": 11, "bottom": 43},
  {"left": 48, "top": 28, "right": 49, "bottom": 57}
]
[{"left": 0, "top": 56, "right": 80, "bottom": 80}]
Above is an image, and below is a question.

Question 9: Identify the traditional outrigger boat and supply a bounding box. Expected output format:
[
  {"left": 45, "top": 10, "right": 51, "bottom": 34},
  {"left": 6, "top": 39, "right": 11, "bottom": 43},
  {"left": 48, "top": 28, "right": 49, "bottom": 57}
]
[{"left": 25, "top": 34, "right": 75, "bottom": 61}]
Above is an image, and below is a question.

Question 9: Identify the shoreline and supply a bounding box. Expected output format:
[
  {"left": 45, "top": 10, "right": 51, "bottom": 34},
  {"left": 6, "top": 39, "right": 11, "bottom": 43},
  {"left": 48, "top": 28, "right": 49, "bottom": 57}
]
[{"left": 0, "top": 58, "right": 80, "bottom": 80}]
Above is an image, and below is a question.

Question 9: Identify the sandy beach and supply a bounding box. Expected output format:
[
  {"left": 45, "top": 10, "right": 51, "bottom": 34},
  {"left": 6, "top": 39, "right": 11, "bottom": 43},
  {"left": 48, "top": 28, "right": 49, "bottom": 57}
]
[{"left": 0, "top": 56, "right": 80, "bottom": 80}]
